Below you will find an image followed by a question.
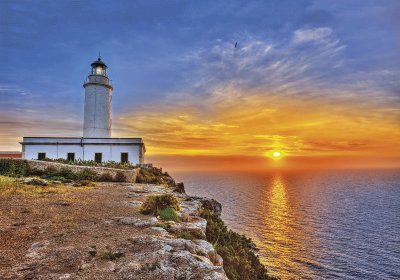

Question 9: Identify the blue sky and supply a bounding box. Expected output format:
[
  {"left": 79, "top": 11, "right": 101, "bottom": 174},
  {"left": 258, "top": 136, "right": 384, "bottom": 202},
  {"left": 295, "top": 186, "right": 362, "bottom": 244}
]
[{"left": 1, "top": 0, "right": 399, "bottom": 163}]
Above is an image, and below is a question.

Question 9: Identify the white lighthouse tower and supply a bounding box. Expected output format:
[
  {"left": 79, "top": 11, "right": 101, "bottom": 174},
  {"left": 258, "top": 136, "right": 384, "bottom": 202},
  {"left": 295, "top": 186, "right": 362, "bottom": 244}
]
[
  {"left": 83, "top": 57, "right": 113, "bottom": 138},
  {"left": 20, "top": 56, "right": 145, "bottom": 165}
]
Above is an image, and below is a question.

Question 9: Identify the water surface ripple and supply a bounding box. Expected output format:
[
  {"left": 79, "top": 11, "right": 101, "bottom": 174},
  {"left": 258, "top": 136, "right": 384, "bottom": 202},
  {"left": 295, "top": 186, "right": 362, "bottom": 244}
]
[{"left": 174, "top": 169, "right": 400, "bottom": 279}]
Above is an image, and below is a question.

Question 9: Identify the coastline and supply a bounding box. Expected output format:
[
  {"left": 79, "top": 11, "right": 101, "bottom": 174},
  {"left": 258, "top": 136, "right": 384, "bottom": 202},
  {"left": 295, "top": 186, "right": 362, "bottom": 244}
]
[{"left": 0, "top": 160, "right": 275, "bottom": 279}]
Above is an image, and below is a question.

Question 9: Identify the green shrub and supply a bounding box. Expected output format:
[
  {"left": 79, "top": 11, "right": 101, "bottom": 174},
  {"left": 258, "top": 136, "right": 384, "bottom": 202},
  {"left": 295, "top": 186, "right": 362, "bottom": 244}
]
[
  {"left": 102, "top": 249, "right": 116, "bottom": 260},
  {"left": 159, "top": 206, "right": 180, "bottom": 222},
  {"left": 74, "top": 169, "right": 98, "bottom": 181},
  {"left": 0, "top": 159, "right": 31, "bottom": 177},
  {"left": 140, "top": 194, "right": 180, "bottom": 215},
  {"left": 99, "top": 173, "right": 113, "bottom": 182},
  {"left": 114, "top": 171, "right": 127, "bottom": 182},
  {"left": 136, "top": 167, "right": 164, "bottom": 184},
  {"left": 201, "top": 210, "right": 275, "bottom": 280},
  {"left": 179, "top": 230, "right": 195, "bottom": 240}
]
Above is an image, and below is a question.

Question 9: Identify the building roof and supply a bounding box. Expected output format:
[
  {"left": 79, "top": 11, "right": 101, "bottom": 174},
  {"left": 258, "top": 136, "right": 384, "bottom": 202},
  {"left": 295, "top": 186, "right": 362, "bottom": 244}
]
[{"left": 20, "top": 137, "right": 145, "bottom": 151}]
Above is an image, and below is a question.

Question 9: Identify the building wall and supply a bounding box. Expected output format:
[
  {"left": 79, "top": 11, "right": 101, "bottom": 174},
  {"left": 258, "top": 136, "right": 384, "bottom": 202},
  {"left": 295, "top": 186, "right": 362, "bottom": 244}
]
[
  {"left": 23, "top": 144, "right": 142, "bottom": 164},
  {"left": 0, "top": 151, "right": 22, "bottom": 158}
]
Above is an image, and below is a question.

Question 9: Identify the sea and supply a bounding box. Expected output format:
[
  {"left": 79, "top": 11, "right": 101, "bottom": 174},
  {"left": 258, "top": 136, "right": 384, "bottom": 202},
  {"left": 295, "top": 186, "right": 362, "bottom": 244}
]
[{"left": 173, "top": 169, "right": 400, "bottom": 280}]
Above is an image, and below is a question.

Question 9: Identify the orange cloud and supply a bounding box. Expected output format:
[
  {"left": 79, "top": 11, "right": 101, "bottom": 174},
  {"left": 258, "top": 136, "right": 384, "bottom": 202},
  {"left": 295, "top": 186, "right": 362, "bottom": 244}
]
[{"left": 113, "top": 86, "right": 400, "bottom": 170}]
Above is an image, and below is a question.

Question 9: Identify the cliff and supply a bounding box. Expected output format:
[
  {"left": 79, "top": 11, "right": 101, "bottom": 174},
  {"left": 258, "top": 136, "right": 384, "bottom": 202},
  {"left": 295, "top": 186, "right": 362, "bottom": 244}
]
[{"left": 0, "top": 162, "right": 274, "bottom": 279}]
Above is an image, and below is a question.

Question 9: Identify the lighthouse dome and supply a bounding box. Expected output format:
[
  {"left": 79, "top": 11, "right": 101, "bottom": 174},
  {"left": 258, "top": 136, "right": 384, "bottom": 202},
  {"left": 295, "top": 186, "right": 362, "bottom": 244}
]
[{"left": 91, "top": 57, "right": 107, "bottom": 68}]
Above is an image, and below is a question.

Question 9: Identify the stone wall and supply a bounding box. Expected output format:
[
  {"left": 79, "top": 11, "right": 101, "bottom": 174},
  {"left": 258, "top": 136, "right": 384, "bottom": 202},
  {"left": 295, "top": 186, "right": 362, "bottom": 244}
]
[{"left": 25, "top": 160, "right": 138, "bottom": 182}]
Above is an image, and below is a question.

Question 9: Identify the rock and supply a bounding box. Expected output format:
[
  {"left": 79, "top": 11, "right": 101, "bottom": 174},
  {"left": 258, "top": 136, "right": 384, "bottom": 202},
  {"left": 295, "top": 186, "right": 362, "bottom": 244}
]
[
  {"left": 195, "top": 240, "right": 224, "bottom": 267},
  {"left": 58, "top": 273, "right": 72, "bottom": 279},
  {"left": 115, "top": 217, "right": 158, "bottom": 227},
  {"left": 180, "top": 213, "right": 190, "bottom": 222},
  {"left": 125, "top": 236, "right": 228, "bottom": 279},
  {"left": 149, "top": 226, "right": 170, "bottom": 237},
  {"left": 199, "top": 197, "right": 222, "bottom": 217},
  {"left": 26, "top": 240, "right": 49, "bottom": 259},
  {"left": 88, "top": 245, "right": 97, "bottom": 257},
  {"left": 126, "top": 201, "right": 143, "bottom": 206},
  {"left": 113, "top": 250, "right": 124, "bottom": 258},
  {"left": 167, "top": 216, "right": 207, "bottom": 238}
]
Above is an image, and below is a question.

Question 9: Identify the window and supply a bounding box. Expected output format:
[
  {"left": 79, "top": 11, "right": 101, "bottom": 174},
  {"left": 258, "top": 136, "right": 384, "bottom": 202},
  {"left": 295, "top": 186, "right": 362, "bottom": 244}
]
[
  {"left": 121, "top": 152, "right": 128, "bottom": 163},
  {"left": 94, "top": 153, "right": 102, "bottom": 163},
  {"left": 67, "top": 153, "right": 75, "bottom": 161},
  {"left": 38, "top": 153, "right": 46, "bottom": 160}
]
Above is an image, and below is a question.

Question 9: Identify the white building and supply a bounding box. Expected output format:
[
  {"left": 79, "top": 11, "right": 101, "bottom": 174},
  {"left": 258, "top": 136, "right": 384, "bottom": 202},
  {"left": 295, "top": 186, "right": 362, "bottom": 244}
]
[{"left": 20, "top": 57, "right": 145, "bottom": 165}]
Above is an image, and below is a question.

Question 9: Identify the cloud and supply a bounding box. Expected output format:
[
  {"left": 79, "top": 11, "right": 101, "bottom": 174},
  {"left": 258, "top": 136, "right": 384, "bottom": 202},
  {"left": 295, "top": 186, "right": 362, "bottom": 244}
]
[
  {"left": 112, "top": 30, "right": 399, "bottom": 158},
  {"left": 292, "top": 27, "right": 334, "bottom": 44}
]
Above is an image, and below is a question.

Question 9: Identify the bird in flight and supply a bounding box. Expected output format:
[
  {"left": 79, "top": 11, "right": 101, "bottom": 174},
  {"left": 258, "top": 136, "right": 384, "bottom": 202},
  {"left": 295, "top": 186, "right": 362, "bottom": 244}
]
[{"left": 235, "top": 42, "right": 238, "bottom": 48}]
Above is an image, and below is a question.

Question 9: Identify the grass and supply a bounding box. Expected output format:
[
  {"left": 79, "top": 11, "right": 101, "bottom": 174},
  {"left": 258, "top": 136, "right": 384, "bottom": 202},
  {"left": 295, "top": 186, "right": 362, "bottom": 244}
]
[
  {"left": 0, "top": 175, "right": 90, "bottom": 196},
  {"left": 140, "top": 193, "right": 180, "bottom": 215},
  {"left": 158, "top": 206, "right": 180, "bottom": 222},
  {"left": 155, "top": 222, "right": 172, "bottom": 231},
  {"left": 0, "top": 176, "right": 19, "bottom": 195}
]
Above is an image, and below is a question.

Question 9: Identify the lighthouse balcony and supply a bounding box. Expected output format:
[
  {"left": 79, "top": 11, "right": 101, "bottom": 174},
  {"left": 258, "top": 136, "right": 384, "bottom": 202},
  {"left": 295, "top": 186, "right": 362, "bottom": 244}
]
[{"left": 84, "top": 75, "right": 113, "bottom": 89}]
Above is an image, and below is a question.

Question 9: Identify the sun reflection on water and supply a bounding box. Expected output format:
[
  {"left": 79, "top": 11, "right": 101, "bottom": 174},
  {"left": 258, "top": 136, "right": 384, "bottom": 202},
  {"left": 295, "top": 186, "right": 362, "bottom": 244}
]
[{"left": 257, "top": 173, "right": 314, "bottom": 279}]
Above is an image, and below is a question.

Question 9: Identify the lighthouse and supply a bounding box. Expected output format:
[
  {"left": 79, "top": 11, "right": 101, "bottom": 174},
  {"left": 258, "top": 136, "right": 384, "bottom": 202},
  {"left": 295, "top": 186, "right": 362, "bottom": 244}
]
[
  {"left": 83, "top": 57, "right": 113, "bottom": 138},
  {"left": 20, "top": 57, "right": 146, "bottom": 164}
]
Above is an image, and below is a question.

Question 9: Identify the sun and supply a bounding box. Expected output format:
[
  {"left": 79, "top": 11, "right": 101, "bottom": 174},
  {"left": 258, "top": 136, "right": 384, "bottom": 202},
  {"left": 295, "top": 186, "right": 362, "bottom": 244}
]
[{"left": 273, "top": 151, "right": 281, "bottom": 157}]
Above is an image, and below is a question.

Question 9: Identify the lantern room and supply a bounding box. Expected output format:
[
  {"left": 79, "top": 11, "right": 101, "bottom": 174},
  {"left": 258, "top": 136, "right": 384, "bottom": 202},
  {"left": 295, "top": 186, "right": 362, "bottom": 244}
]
[{"left": 91, "top": 57, "right": 107, "bottom": 76}]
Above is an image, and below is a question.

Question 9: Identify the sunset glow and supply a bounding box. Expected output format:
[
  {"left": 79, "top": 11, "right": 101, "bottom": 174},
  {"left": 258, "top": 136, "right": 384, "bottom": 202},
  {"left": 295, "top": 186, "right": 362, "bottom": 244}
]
[{"left": 1, "top": 1, "right": 399, "bottom": 172}]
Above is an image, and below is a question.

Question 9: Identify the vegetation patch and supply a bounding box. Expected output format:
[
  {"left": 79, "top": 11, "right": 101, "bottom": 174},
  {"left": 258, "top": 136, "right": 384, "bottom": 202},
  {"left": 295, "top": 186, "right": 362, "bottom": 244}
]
[
  {"left": 99, "top": 173, "right": 114, "bottom": 182},
  {"left": 0, "top": 159, "right": 31, "bottom": 177},
  {"left": 178, "top": 230, "right": 195, "bottom": 241},
  {"left": 136, "top": 167, "right": 164, "bottom": 184},
  {"left": 201, "top": 209, "right": 276, "bottom": 280},
  {"left": 136, "top": 167, "right": 186, "bottom": 193},
  {"left": 155, "top": 222, "right": 172, "bottom": 232},
  {"left": 159, "top": 206, "right": 180, "bottom": 222},
  {"left": 41, "top": 158, "right": 136, "bottom": 170},
  {"left": 0, "top": 175, "right": 87, "bottom": 196},
  {"left": 114, "top": 171, "right": 127, "bottom": 182},
  {"left": 140, "top": 194, "right": 180, "bottom": 215},
  {"left": 102, "top": 247, "right": 124, "bottom": 260}
]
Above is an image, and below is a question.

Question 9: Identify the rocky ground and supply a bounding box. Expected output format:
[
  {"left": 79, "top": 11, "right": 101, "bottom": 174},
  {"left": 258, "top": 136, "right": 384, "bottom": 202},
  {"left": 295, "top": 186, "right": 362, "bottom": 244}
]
[{"left": 0, "top": 182, "right": 228, "bottom": 280}]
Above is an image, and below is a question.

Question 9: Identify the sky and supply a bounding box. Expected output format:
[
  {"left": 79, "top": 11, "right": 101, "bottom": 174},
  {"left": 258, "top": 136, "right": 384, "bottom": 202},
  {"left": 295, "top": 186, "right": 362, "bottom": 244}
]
[{"left": 1, "top": 0, "right": 399, "bottom": 171}]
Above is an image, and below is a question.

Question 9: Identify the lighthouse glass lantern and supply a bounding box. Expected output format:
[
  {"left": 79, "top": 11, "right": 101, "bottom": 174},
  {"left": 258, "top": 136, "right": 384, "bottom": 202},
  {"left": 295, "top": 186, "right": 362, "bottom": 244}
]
[{"left": 91, "top": 57, "right": 107, "bottom": 76}]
